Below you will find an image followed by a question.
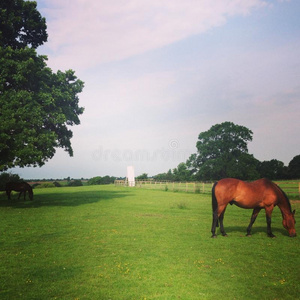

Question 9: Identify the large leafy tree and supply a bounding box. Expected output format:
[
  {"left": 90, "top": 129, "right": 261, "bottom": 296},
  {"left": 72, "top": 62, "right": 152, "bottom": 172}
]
[
  {"left": 190, "top": 122, "right": 259, "bottom": 180},
  {"left": 0, "top": 0, "right": 84, "bottom": 171}
]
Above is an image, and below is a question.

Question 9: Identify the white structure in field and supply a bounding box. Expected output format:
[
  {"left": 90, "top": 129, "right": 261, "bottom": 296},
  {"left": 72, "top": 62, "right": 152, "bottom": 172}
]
[{"left": 127, "top": 166, "right": 135, "bottom": 187}]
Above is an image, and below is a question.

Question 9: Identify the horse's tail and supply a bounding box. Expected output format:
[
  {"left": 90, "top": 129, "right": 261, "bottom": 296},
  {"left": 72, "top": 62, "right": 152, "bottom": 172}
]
[{"left": 212, "top": 181, "right": 219, "bottom": 227}]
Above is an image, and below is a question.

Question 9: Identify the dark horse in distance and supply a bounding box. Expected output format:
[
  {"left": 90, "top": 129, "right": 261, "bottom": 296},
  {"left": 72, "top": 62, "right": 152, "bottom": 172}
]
[
  {"left": 211, "top": 178, "right": 296, "bottom": 238},
  {"left": 5, "top": 182, "right": 33, "bottom": 201}
]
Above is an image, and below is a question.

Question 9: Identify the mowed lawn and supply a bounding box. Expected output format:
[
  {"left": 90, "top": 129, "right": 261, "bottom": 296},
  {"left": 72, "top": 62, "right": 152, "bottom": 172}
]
[{"left": 0, "top": 185, "right": 299, "bottom": 299}]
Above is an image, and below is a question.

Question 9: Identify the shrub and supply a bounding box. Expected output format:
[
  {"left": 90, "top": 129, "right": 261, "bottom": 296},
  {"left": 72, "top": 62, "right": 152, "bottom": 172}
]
[
  {"left": 87, "top": 176, "right": 116, "bottom": 185},
  {"left": 177, "top": 202, "right": 188, "bottom": 209},
  {"left": 87, "top": 176, "right": 102, "bottom": 185},
  {"left": 0, "top": 172, "right": 22, "bottom": 191},
  {"left": 68, "top": 180, "right": 83, "bottom": 187}
]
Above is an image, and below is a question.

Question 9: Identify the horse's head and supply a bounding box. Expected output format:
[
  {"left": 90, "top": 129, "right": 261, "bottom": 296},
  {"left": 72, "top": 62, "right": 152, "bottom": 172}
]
[{"left": 282, "top": 210, "right": 296, "bottom": 237}]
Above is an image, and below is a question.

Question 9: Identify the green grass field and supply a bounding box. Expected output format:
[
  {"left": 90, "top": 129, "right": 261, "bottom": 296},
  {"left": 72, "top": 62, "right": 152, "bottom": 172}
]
[{"left": 1, "top": 185, "right": 299, "bottom": 299}]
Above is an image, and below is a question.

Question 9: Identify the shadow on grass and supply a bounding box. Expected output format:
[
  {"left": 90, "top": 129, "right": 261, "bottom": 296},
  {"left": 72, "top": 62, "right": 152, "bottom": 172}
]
[
  {"left": 0, "top": 190, "right": 132, "bottom": 208},
  {"left": 215, "top": 225, "right": 289, "bottom": 237}
]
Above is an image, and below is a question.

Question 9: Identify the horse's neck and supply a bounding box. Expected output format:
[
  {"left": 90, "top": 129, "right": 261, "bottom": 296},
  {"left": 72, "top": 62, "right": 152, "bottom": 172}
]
[{"left": 277, "top": 200, "right": 292, "bottom": 217}]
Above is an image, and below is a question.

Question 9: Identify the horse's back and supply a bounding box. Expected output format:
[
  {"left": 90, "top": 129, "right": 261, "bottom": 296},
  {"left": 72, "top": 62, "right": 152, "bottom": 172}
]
[
  {"left": 5, "top": 182, "right": 15, "bottom": 191},
  {"left": 6, "top": 181, "right": 31, "bottom": 191},
  {"left": 214, "top": 178, "right": 279, "bottom": 208}
]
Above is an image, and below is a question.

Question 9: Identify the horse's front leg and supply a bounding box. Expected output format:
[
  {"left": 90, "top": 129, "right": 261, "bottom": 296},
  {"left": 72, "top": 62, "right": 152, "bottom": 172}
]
[
  {"left": 246, "top": 207, "right": 261, "bottom": 236},
  {"left": 265, "top": 206, "right": 276, "bottom": 238}
]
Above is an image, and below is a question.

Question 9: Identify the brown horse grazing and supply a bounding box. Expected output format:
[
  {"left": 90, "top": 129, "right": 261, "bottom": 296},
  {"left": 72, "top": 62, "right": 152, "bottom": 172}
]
[
  {"left": 5, "top": 182, "right": 33, "bottom": 201},
  {"left": 211, "top": 178, "right": 296, "bottom": 238}
]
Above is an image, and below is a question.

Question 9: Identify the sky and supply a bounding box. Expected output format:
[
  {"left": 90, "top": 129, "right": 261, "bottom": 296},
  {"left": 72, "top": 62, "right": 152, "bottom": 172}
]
[{"left": 12, "top": 0, "right": 300, "bottom": 179}]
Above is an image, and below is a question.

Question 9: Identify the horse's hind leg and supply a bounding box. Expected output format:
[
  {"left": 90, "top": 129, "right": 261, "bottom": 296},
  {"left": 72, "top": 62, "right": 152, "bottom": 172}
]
[
  {"left": 211, "top": 181, "right": 219, "bottom": 238},
  {"left": 6, "top": 190, "right": 11, "bottom": 200},
  {"left": 219, "top": 209, "right": 228, "bottom": 237},
  {"left": 246, "top": 208, "right": 261, "bottom": 236},
  {"left": 211, "top": 210, "right": 219, "bottom": 238}
]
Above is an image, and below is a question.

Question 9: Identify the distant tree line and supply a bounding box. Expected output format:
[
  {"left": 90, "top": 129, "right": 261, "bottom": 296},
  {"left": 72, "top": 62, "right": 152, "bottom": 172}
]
[
  {"left": 1, "top": 122, "right": 299, "bottom": 187},
  {"left": 0, "top": 173, "right": 118, "bottom": 190},
  {"left": 152, "top": 122, "right": 300, "bottom": 182}
]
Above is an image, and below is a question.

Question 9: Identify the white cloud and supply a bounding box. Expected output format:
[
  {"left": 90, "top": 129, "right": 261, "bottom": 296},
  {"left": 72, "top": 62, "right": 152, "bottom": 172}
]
[{"left": 41, "top": 0, "right": 269, "bottom": 71}]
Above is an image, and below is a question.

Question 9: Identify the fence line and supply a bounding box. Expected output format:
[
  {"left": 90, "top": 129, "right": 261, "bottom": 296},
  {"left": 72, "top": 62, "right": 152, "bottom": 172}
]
[
  {"left": 275, "top": 181, "right": 300, "bottom": 198},
  {"left": 115, "top": 180, "right": 300, "bottom": 197},
  {"left": 115, "top": 180, "right": 214, "bottom": 193}
]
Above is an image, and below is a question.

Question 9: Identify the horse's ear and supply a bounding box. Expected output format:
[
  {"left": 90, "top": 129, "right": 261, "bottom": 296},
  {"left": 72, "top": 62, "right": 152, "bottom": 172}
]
[{"left": 292, "top": 210, "right": 296, "bottom": 215}]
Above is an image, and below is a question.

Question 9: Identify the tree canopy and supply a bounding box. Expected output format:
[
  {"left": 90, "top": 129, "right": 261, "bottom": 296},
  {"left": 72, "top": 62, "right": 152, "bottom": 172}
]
[
  {"left": 257, "top": 159, "right": 287, "bottom": 180},
  {"left": 0, "top": 0, "right": 84, "bottom": 171},
  {"left": 189, "top": 122, "right": 259, "bottom": 180},
  {"left": 288, "top": 155, "right": 300, "bottom": 179},
  {"left": 0, "top": 0, "right": 47, "bottom": 49}
]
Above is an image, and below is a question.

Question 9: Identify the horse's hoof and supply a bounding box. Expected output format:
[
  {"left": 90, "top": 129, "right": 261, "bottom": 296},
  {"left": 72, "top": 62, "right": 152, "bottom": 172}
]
[
  {"left": 222, "top": 234, "right": 228, "bottom": 237},
  {"left": 268, "top": 234, "right": 276, "bottom": 238},
  {"left": 211, "top": 235, "right": 217, "bottom": 238},
  {"left": 246, "top": 234, "right": 252, "bottom": 237}
]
